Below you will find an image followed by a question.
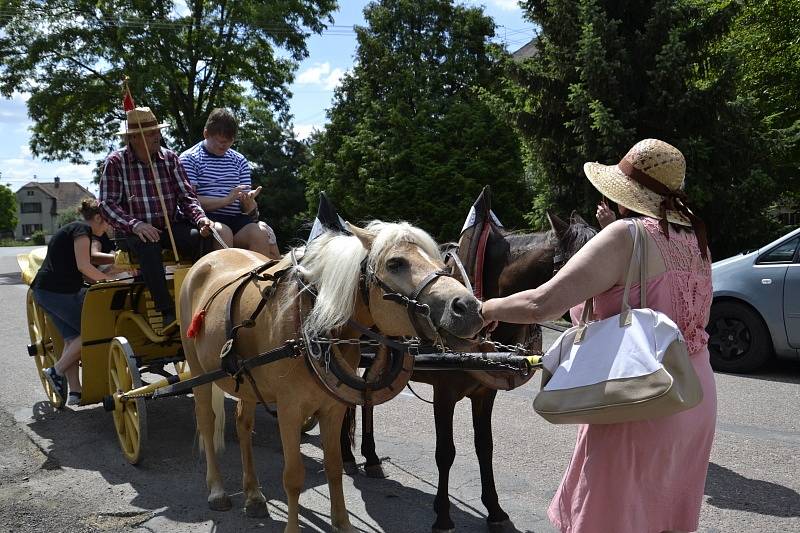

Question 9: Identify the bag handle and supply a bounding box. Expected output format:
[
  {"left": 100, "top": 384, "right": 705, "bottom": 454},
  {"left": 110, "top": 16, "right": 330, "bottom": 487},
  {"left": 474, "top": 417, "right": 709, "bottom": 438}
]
[
  {"left": 620, "top": 218, "right": 648, "bottom": 325},
  {"left": 575, "top": 218, "right": 647, "bottom": 341}
]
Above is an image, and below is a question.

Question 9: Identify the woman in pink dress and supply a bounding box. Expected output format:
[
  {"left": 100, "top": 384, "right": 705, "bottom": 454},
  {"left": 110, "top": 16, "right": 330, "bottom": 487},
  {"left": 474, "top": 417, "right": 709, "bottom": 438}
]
[{"left": 481, "top": 139, "right": 716, "bottom": 533}]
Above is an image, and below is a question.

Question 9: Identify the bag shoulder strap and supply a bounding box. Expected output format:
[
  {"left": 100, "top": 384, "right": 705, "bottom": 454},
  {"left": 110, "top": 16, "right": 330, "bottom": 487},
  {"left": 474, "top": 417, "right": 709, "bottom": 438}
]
[{"left": 577, "top": 218, "right": 647, "bottom": 332}]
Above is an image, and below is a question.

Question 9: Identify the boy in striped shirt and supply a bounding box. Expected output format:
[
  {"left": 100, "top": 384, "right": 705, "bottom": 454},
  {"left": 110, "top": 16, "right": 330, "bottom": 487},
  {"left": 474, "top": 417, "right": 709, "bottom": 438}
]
[{"left": 180, "top": 108, "right": 280, "bottom": 259}]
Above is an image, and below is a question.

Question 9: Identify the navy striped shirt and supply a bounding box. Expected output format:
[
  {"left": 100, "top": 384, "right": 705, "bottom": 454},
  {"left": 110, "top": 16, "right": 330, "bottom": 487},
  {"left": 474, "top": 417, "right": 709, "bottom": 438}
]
[{"left": 180, "top": 141, "right": 251, "bottom": 217}]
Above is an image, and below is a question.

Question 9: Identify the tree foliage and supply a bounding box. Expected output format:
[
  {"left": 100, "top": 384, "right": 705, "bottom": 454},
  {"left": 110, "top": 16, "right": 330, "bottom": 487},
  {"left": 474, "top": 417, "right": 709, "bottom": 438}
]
[
  {"left": 0, "top": 0, "right": 336, "bottom": 161},
  {"left": 722, "top": 0, "right": 800, "bottom": 202},
  {"left": 236, "top": 99, "right": 310, "bottom": 247},
  {"left": 506, "top": 0, "right": 785, "bottom": 258},
  {"left": 0, "top": 183, "right": 18, "bottom": 233},
  {"left": 302, "top": 0, "right": 529, "bottom": 241}
]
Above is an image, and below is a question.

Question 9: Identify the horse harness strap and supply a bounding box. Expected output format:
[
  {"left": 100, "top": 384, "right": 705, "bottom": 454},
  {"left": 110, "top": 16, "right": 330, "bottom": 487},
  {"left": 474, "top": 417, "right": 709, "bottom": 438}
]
[
  {"left": 211, "top": 260, "right": 296, "bottom": 402},
  {"left": 360, "top": 258, "right": 453, "bottom": 343},
  {"left": 151, "top": 341, "right": 303, "bottom": 399}
]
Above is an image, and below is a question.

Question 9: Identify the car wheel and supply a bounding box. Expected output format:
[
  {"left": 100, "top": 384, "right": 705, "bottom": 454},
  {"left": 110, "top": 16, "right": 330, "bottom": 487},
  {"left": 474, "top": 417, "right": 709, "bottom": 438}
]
[{"left": 707, "top": 301, "right": 772, "bottom": 373}]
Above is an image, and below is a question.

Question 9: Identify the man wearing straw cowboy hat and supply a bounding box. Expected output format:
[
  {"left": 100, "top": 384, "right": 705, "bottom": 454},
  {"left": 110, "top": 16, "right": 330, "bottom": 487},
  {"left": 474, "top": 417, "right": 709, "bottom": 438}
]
[{"left": 100, "top": 106, "right": 213, "bottom": 330}]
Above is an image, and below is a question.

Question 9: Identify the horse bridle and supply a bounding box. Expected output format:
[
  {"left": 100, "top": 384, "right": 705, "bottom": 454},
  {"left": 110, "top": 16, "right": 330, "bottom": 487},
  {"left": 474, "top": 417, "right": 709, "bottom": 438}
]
[{"left": 359, "top": 257, "right": 455, "bottom": 345}]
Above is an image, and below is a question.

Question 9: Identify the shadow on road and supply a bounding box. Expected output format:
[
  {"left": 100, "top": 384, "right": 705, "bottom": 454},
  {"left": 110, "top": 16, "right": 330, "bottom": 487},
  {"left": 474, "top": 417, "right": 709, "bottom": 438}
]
[
  {"left": 705, "top": 462, "right": 800, "bottom": 517},
  {"left": 715, "top": 358, "right": 800, "bottom": 385},
  {"left": 25, "top": 395, "right": 482, "bottom": 531},
  {"left": 346, "top": 457, "right": 522, "bottom": 533}
]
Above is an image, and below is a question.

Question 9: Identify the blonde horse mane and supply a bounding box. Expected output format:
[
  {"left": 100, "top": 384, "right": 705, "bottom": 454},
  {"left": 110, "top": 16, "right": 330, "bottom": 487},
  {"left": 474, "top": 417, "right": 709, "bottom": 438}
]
[{"left": 282, "top": 220, "right": 441, "bottom": 338}]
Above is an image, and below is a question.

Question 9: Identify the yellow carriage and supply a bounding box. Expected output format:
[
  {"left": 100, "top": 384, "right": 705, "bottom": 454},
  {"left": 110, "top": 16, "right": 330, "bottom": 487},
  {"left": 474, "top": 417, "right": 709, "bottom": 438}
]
[{"left": 20, "top": 245, "right": 191, "bottom": 464}]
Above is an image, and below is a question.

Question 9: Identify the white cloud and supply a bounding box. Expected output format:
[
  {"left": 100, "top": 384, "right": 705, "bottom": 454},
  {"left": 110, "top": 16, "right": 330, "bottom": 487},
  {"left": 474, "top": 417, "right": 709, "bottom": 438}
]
[
  {"left": 491, "top": 0, "right": 521, "bottom": 11},
  {"left": 296, "top": 62, "right": 345, "bottom": 91},
  {"left": 18, "top": 144, "right": 31, "bottom": 157},
  {"left": 293, "top": 124, "right": 323, "bottom": 140}
]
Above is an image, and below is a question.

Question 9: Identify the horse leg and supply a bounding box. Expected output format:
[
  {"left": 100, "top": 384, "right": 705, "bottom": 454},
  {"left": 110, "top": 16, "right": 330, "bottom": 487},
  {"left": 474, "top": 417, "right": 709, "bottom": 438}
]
[
  {"left": 194, "top": 383, "right": 231, "bottom": 511},
  {"left": 277, "top": 402, "right": 305, "bottom": 533},
  {"left": 236, "top": 399, "right": 268, "bottom": 518},
  {"left": 341, "top": 406, "right": 358, "bottom": 475},
  {"left": 319, "top": 404, "right": 357, "bottom": 533},
  {"left": 470, "top": 390, "right": 512, "bottom": 531},
  {"left": 432, "top": 387, "right": 459, "bottom": 533},
  {"left": 361, "top": 404, "right": 386, "bottom": 478}
]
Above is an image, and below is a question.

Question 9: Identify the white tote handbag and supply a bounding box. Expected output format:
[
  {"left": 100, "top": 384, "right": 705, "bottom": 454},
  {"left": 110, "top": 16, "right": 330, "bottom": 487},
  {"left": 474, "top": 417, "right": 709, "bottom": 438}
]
[{"left": 533, "top": 219, "right": 703, "bottom": 424}]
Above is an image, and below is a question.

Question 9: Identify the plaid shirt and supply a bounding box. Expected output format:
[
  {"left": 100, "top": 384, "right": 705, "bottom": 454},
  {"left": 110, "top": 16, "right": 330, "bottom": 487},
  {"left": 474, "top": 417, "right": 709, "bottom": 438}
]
[{"left": 100, "top": 147, "right": 206, "bottom": 234}]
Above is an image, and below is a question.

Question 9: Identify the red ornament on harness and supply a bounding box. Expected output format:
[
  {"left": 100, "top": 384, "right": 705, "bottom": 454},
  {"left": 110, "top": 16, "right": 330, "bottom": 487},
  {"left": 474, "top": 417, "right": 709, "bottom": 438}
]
[{"left": 186, "top": 310, "right": 206, "bottom": 338}]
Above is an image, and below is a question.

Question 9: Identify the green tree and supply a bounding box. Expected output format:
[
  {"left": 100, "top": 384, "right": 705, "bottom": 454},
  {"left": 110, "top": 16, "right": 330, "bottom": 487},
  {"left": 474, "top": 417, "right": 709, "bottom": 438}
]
[
  {"left": 0, "top": 0, "right": 337, "bottom": 160},
  {"left": 723, "top": 0, "right": 800, "bottom": 207},
  {"left": 302, "top": 0, "right": 529, "bottom": 241},
  {"left": 506, "top": 0, "right": 783, "bottom": 258},
  {"left": 237, "top": 99, "right": 310, "bottom": 246},
  {"left": 0, "top": 183, "right": 18, "bottom": 234},
  {"left": 57, "top": 205, "right": 81, "bottom": 228}
]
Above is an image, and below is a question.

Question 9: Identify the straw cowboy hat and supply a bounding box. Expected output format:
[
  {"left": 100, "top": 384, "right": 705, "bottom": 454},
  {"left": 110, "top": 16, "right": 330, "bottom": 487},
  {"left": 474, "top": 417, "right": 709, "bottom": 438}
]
[
  {"left": 583, "top": 138, "right": 694, "bottom": 226},
  {"left": 117, "top": 107, "right": 168, "bottom": 136},
  {"left": 583, "top": 138, "right": 708, "bottom": 257}
]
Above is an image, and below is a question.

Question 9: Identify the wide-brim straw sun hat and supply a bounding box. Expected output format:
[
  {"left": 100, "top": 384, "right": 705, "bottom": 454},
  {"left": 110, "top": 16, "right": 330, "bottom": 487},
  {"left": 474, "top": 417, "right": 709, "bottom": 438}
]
[
  {"left": 584, "top": 138, "right": 709, "bottom": 259},
  {"left": 583, "top": 138, "right": 692, "bottom": 226},
  {"left": 116, "top": 106, "right": 169, "bottom": 136}
]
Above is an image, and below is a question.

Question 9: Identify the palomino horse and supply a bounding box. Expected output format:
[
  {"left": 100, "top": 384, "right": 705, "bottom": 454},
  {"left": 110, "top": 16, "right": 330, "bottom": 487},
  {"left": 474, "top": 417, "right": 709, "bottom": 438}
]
[
  {"left": 180, "top": 220, "right": 484, "bottom": 533},
  {"left": 342, "top": 192, "right": 597, "bottom": 532}
]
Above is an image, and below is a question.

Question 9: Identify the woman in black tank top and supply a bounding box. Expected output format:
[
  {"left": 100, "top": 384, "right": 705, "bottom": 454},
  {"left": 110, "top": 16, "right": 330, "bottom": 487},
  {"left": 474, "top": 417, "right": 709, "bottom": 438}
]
[{"left": 32, "top": 199, "right": 114, "bottom": 406}]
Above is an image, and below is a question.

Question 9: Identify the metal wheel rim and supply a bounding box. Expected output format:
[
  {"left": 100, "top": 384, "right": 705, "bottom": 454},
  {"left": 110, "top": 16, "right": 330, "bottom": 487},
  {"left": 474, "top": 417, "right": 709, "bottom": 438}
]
[
  {"left": 709, "top": 317, "right": 751, "bottom": 362},
  {"left": 108, "top": 337, "right": 147, "bottom": 464},
  {"left": 27, "top": 291, "right": 63, "bottom": 408}
]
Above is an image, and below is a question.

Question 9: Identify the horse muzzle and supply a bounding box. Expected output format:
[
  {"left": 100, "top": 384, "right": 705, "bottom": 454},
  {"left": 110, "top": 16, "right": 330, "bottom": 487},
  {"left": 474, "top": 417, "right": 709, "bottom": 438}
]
[{"left": 435, "top": 293, "right": 483, "bottom": 343}]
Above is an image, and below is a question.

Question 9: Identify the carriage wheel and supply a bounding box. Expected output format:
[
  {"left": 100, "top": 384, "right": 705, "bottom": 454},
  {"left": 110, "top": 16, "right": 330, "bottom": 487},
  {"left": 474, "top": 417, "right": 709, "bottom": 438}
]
[
  {"left": 108, "top": 337, "right": 147, "bottom": 465},
  {"left": 26, "top": 290, "right": 65, "bottom": 409}
]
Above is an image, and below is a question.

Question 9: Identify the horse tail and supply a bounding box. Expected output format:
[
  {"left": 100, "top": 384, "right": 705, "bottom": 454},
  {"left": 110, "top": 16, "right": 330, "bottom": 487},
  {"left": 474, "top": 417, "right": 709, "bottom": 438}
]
[{"left": 211, "top": 383, "right": 226, "bottom": 454}]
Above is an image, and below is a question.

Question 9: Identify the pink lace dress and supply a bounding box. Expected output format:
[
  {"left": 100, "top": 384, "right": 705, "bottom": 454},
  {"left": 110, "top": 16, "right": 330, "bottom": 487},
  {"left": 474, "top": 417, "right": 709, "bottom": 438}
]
[{"left": 549, "top": 218, "right": 717, "bottom": 533}]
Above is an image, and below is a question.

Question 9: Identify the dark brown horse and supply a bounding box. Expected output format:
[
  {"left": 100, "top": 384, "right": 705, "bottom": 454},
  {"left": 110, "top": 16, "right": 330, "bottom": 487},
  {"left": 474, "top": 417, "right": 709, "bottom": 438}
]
[{"left": 339, "top": 188, "right": 598, "bottom": 532}]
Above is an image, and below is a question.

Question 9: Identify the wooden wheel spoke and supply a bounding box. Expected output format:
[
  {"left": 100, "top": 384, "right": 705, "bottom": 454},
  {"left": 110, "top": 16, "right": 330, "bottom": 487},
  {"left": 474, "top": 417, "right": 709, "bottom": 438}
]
[{"left": 108, "top": 337, "right": 147, "bottom": 464}]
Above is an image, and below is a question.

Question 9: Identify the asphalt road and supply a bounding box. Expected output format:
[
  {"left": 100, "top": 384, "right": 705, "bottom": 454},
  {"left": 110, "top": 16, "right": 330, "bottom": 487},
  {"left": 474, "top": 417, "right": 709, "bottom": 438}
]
[{"left": 0, "top": 246, "right": 798, "bottom": 532}]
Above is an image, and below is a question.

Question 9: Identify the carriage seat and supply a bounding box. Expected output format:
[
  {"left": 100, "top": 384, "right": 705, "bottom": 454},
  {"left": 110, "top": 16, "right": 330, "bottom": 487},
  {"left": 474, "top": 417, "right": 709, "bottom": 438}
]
[{"left": 112, "top": 237, "right": 197, "bottom": 270}]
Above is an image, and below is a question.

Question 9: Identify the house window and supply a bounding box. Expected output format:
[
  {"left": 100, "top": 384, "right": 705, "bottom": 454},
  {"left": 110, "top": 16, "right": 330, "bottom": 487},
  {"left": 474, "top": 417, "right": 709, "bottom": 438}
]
[
  {"left": 22, "top": 224, "right": 43, "bottom": 236},
  {"left": 20, "top": 202, "right": 42, "bottom": 213},
  {"left": 26, "top": 190, "right": 34, "bottom": 196}
]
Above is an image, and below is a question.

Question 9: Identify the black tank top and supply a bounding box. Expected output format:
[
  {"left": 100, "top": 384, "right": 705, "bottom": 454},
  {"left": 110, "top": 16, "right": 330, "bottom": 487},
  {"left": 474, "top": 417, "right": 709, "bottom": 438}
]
[{"left": 32, "top": 221, "right": 92, "bottom": 293}]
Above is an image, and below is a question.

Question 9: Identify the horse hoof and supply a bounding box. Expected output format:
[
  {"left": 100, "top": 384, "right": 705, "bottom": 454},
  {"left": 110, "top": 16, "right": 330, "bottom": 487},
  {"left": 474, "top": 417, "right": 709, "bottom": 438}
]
[
  {"left": 364, "top": 463, "right": 388, "bottom": 479},
  {"left": 245, "top": 499, "right": 269, "bottom": 518},
  {"left": 343, "top": 461, "right": 358, "bottom": 476},
  {"left": 208, "top": 494, "right": 232, "bottom": 511},
  {"left": 332, "top": 525, "right": 357, "bottom": 533},
  {"left": 432, "top": 528, "right": 455, "bottom": 533},
  {"left": 487, "top": 518, "right": 513, "bottom": 533}
]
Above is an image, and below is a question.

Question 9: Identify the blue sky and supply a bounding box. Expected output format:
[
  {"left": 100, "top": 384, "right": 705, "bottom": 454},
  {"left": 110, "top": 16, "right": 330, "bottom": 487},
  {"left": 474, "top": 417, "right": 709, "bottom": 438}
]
[{"left": 0, "top": 1, "right": 534, "bottom": 195}]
